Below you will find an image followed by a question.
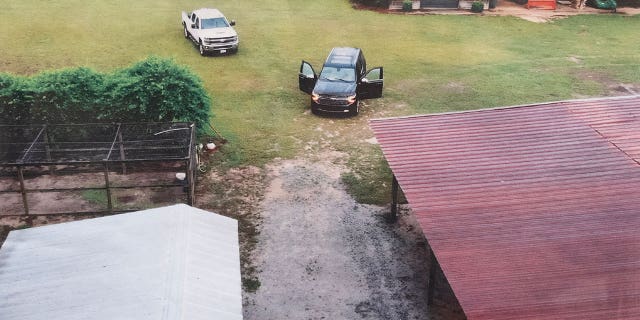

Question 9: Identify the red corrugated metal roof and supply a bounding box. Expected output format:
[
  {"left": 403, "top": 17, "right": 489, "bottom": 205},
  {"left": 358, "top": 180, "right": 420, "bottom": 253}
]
[{"left": 370, "top": 96, "right": 640, "bottom": 320}]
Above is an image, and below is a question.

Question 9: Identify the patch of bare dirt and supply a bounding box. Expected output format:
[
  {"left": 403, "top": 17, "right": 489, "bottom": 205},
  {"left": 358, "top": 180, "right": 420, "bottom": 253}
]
[
  {"left": 570, "top": 68, "right": 640, "bottom": 96},
  {"left": 242, "top": 155, "right": 464, "bottom": 319},
  {"left": 196, "top": 165, "right": 267, "bottom": 292}
]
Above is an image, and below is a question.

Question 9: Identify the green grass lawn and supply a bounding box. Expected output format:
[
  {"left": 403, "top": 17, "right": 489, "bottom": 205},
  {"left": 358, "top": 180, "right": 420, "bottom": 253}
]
[{"left": 2, "top": 0, "right": 640, "bottom": 203}]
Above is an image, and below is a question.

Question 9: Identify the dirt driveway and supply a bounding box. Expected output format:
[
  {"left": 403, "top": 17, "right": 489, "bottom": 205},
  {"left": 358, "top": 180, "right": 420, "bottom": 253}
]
[{"left": 242, "top": 155, "right": 464, "bottom": 319}]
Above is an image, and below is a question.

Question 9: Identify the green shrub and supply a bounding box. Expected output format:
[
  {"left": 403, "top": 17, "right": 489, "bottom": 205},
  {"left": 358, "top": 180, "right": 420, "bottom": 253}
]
[
  {"left": 0, "top": 74, "right": 32, "bottom": 123},
  {"left": 403, "top": 0, "right": 413, "bottom": 11},
  {"left": 471, "top": 1, "right": 485, "bottom": 12},
  {"left": 352, "top": 0, "right": 391, "bottom": 7},
  {"left": 106, "top": 56, "right": 212, "bottom": 130},
  {"left": 31, "top": 68, "right": 107, "bottom": 123},
  {"left": 0, "top": 57, "right": 212, "bottom": 132}
]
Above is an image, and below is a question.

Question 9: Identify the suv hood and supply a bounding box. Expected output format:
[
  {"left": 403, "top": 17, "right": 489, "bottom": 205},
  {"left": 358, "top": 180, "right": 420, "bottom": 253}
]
[
  {"left": 200, "top": 27, "right": 237, "bottom": 38},
  {"left": 314, "top": 79, "right": 357, "bottom": 96}
]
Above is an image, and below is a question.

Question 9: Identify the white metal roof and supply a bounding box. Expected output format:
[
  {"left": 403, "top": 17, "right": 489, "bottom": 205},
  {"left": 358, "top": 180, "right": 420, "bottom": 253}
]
[{"left": 0, "top": 204, "right": 242, "bottom": 320}]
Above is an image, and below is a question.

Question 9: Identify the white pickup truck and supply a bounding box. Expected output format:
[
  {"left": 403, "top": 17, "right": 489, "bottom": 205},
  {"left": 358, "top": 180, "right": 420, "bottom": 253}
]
[{"left": 181, "top": 8, "right": 239, "bottom": 56}]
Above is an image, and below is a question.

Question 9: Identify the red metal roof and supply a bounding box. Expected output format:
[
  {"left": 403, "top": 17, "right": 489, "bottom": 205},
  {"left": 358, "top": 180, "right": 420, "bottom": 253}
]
[{"left": 370, "top": 96, "right": 640, "bottom": 320}]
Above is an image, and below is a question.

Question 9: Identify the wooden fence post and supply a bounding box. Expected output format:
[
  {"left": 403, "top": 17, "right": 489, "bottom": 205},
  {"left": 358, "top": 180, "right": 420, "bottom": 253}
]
[
  {"left": 118, "top": 130, "right": 126, "bottom": 174},
  {"left": 17, "top": 166, "right": 29, "bottom": 216},
  {"left": 43, "top": 125, "right": 55, "bottom": 176},
  {"left": 103, "top": 162, "right": 113, "bottom": 213}
]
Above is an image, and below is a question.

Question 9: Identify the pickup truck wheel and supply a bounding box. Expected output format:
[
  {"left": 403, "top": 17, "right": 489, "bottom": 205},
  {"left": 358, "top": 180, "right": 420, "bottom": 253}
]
[
  {"left": 183, "top": 26, "right": 188, "bottom": 39},
  {"left": 199, "top": 42, "right": 206, "bottom": 56}
]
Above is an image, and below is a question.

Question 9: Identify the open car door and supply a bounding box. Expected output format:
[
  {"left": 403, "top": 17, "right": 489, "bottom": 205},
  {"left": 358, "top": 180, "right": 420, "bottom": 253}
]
[
  {"left": 358, "top": 67, "right": 383, "bottom": 99},
  {"left": 298, "top": 61, "right": 317, "bottom": 95}
]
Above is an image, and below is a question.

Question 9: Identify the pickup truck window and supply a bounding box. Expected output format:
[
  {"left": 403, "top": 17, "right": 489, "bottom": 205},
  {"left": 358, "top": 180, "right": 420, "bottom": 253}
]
[
  {"left": 201, "top": 18, "right": 229, "bottom": 29},
  {"left": 319, "top": 67, "right": 355, "bottom": 82}
]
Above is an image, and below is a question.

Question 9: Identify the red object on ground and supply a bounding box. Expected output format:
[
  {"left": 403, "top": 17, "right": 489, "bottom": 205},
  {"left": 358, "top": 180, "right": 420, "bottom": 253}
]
[{"left": 527, "top": 0, "right": 557, "bottom": 9}]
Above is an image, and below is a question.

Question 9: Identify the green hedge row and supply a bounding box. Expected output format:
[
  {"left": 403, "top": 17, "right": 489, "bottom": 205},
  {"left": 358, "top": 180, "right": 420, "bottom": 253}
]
[
  {"left": 0, "top": 56, "right": 212, "bottom": 131},
  {"left": 353, "top": 0, "right": 391, "bottom": 8}
]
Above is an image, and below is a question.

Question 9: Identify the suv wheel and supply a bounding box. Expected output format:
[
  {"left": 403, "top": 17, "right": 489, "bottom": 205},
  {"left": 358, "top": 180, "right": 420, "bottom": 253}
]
[{"left": 349, "top": 101, "right": 359, "bottom": 116}]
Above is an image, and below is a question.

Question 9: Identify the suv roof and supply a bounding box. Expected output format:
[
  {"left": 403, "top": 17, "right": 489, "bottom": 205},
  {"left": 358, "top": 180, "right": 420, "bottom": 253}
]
[
  {"left": 324, "top": 47, "right": 360, "bottom": 68},
  {"left": 192, "top": 8, "right": 225, "bottom": 19}
]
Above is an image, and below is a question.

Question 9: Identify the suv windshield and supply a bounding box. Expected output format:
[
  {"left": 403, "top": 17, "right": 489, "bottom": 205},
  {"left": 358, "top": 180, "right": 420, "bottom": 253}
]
[
  {"left": 319, "top": 66, "right": 355, "bottom": 82},
  {"left": 201, "top": 18, "right": 229, "bottom": 29}
]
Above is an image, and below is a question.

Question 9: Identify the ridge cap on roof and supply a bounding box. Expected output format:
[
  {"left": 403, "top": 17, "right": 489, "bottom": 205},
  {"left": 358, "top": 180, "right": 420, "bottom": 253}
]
[{"left": 370, "top": 94, "right": 640, "bottom": 123}]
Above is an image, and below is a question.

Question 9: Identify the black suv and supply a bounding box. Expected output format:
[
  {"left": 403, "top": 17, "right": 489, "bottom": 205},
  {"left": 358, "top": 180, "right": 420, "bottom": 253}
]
[{"left": 298, "top": 47, "right": 383, "bottom": 116}]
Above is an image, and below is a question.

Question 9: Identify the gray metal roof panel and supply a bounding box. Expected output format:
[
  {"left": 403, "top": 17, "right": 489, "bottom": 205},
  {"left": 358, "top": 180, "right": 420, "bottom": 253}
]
[{"left": 0, "top": 204, "right": 242, "bottom": 320}]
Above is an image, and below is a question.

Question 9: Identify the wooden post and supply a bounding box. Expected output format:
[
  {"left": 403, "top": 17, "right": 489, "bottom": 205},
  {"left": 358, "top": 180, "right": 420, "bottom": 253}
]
[
  {"left": 103, "top": 162, "right": 113, "bottom": 213},
  {"left": 43, "top": 125, "right": 55, "bottom": 175},
  {"left": 187, "top": 124, "right": 196, "bottom": 206},
  {"left": 118, "top": 130, "right": 126, "bottom": 174},
  {"left": 187, "top": 159, "right": 195, "bottom": 206},
  {"left": 17, "top": 166, "right": 29, "bottom": 216},
  {"left": 428, "top": 249, "right": 437, "bottom": 306},
  {"left": 390, "top": 174, "right": 399, "bottom": 222}
]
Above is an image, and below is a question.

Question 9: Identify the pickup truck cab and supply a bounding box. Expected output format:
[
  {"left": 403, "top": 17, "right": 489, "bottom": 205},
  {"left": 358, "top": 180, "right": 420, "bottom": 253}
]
[
  {"left": 181, "top": 8, "right": 239, "bottom": 56},
  {"left": 299, "top": 47, "right": 383, "bottom": 116}
]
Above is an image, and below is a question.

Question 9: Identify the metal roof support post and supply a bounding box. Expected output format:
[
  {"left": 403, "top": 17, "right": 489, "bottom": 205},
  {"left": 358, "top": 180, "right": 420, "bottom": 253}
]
[
  {"left": 428, "top": 250, "right": 437, "bottom": 306},
  {"left": 389, "top": 174, "right": 399, "bottom": 222}
]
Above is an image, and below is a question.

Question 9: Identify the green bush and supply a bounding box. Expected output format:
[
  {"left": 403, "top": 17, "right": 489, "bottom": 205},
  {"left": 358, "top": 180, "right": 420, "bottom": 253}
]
[
  {"left": 403, "top": 0, "right": 413, "bottom": 11},
  {"left": 30, "top": 68, "right": 107, "bottom": 124},
  {"left": 0, "top": 56, "right": 212, "bottom": 132},
  {"left": 471, "top": 1, "right": 485, "bottom": 12},
  {"left": 352, "top": 0, "right": 391, "bottom": 7},
  {"left": 0, "top": 74, "right": 32, "bottom": 123}
]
